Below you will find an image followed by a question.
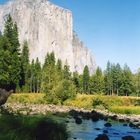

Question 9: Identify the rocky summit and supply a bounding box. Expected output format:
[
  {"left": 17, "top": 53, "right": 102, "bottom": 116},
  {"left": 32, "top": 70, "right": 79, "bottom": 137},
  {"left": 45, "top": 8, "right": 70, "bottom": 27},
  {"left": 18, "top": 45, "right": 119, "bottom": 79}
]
[{"left": 0, "top": 0, "right": 96, "bottom": 73}]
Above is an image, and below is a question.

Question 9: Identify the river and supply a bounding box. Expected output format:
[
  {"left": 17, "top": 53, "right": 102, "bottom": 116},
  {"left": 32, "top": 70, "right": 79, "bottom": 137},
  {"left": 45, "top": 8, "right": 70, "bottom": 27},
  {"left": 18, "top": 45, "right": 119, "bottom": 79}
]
[{"left": 66, "top": 117, "right": 140, "bottom": 140}]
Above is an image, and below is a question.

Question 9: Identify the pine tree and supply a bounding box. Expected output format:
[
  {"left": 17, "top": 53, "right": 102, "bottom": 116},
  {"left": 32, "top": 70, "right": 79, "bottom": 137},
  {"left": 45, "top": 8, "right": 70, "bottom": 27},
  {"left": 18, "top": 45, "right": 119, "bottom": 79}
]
[
  {"left": 56, "top": 59, "right": 62, "bottom": 72},
  {"left": 72, "top": 71, "right": 80, "bottom": 93},
  {"left": 90, "top": 67, "right": 104, "bottom": 94},
  {"left": 112, "top": 63, "right": 122, "bottom": 95},
  {"left": 30, "top": 60, "right": 36, "bottom": 92},
  {"left": 104, "top": 61, "right": 113, "bottom": 95},
  {"left": 120, "top": 64, "right": 133, "bottom": 96},
  {"left": 41, "top": 52, "right": 57, "bottom": 93},
  {"left": 132, "top": 69, "right": 140, "bottom": 97},
  {"left": 63, "top": 61, "right": 71, "bottom": 80},
  {"left": 20, "top": 41, "right": 30, "bottom": 92},
  {"left": 0, "top": 15, "right": 21, "bottom": 91},
  {"left": 82, "top": 65, "right": 90, "bottom": 93},
  {"left": 0, "top": 36, "right": 11, "bottom": 89},
  {"left": 35, "top": 58, "right": 41, "bottom": 93}
]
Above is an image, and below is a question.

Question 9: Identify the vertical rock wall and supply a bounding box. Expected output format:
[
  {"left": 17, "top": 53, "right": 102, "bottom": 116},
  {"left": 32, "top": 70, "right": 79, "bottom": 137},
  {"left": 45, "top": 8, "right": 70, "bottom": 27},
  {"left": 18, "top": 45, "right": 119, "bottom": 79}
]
[{"left": 0, "top": 0, "right": 96, "bottom": 74}]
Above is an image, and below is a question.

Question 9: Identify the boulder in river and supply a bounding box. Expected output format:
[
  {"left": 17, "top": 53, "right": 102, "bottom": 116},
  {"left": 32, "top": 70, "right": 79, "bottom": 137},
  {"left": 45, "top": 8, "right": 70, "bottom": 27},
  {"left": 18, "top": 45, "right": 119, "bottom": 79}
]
[
  {"left": 91, "top": 110, "right": 100, "bottom": 122},
  {"left": 95, "top": 128, "right": 101, "bottom": 130},
  {"left": 122, "top": 135, "right": 135, "bottom": 140},
  {"left": 75, "top": 117, "right": 82, "bottom": 124},
  {"left": 103, "top": 130, "right": 108, "bottom": 134},
  {"left": 95, "top": 134, "right": 109, "bottom": 140},
  {"left": 104, "top": 122, "right": 112, "bottom": 127}
]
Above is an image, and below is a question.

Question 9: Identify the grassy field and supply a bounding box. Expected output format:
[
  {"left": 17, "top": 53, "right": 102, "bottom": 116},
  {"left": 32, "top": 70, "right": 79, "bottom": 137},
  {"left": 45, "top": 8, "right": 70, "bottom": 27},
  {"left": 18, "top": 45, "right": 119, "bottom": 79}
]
[{"left": 7, "top": 93, "right": 140, "bottom": 115}]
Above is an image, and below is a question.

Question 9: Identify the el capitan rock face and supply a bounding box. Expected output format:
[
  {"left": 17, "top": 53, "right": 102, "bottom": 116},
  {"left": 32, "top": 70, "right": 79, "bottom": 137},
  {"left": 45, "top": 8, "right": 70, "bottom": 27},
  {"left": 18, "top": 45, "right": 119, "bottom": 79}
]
[{"left": 0, "top": 0, "right": 96, "bottom": 73}]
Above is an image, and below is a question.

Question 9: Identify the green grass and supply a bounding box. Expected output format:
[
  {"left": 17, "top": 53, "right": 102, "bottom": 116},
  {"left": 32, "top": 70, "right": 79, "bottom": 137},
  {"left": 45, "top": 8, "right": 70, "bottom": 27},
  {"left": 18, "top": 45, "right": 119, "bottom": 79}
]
[
  {"left": 8, "top": 93, "right": 46, "bottom": 104},
  {"left": 0, "top": 111, "right": 68, "bottom": 140},
  {"left": 64, "top": 94, "right": 140, "bottom": 114},
  {"left": 7, "top": 93, "right": 140, "bottom": 115},
  {"left": 109, "top": 106, "right": 140, "bottom": 115}
]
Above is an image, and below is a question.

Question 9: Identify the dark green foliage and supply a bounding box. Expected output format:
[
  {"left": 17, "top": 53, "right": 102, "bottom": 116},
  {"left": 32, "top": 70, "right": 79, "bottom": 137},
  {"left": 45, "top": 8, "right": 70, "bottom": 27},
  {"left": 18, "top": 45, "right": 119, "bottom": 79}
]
[
  {"left": 133, "top": 69, "right": 140, "bottom": 96},
  {"left": 92, "top": 97, "right": 108, "bottom": 109},
  {"left": 41, "top": 52, "right": 58, "bottom": 93},
  {"left": 63, "top": 62, "right": 71, "bottom": 80},
  {"left": 29, "top": 60, "right": 36, "bottom": 93},
  {"left": 0, "top": 113, "right": 68, "bottom": 140},
  {"left": 1, "top": 15, "right": 140, "bottom": 100},
  {"left": 56, "top": 59, "right": 62, "bottom": 71},
  {"left": 104, "top": 61, "right": 113, "bottom": 95},
  {"left": 28, "top": 58, "right": 42, "bottom": 93},
  {"left": 35, "top": 58, "right": 41, "bottom": 93},
  {"left": 82, "top": 65, "right": 90, "bottom": 93},
  {"left": 51, "top": 79, "right": 76, "bottom": 104},
  {"left": 119, "top": 64, "right": 134, "bottom": 96},
  {"left": 19, "top": 41, "right": 30, "bottom": 92},
  {"left": 103, "top": 62, "right": 133, "bottom": 96},
  {"left": 72, "top": 71, "right": 80, "bottom": 93},
  {"left": 0, "top": 15, "right": 21, "bottom": 91},
  {"left": 90, "top": 67, "right": 104, "bottom": 94},
  {"left": 42, "top": 52, "right": 76, "bottom": 104}
]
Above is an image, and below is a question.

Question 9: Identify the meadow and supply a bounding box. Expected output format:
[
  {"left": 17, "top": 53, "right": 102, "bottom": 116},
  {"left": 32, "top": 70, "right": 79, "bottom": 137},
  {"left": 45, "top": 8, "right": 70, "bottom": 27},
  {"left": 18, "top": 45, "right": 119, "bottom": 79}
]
[{"left": 7, "top": 93, "right": 140, "bottom": 115}]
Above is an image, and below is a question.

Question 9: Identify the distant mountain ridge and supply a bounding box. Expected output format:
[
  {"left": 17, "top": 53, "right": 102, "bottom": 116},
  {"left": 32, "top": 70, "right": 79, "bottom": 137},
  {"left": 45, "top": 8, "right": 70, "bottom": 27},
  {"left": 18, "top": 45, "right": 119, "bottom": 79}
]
[{"left": 0, "top": 0, "right": 96, "bottom": 74}]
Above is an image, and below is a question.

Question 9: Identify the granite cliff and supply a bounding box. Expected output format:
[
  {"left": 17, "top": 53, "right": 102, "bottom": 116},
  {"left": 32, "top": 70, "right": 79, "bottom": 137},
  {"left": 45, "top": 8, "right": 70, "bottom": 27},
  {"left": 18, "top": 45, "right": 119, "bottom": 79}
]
[{"left": 0, "top": 0, "right": 96, "bottom": 73}]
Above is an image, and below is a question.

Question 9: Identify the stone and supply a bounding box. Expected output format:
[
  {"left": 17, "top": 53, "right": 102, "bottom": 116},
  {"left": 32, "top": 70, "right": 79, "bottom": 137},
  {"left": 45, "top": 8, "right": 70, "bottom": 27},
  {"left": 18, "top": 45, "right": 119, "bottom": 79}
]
[
  {"left": 122, "top": 135, "right": 135, "bottom": 140},
  {"left": 91, "top": 110, "right": 100, "bottom": 122},
  {"left": 95, "top": 128, "right": 101, "bottom": 130},
  {"left": 104, "top": 122, "right": 112, "bottom": 127},
  {"left": 75, "top": 117, "right": 82, "bottom": 125},
  {"left": 123, "top": 124, "right": 128, "bottom": 126},
  {"left": 103, "top": 130, "right": 108, "bottom": 134},
  {"left": 129, "top": 123, "right": 136, "bottom": 128},
  {"left": 113, "top": 132, "right": 119, "bottom": 135},
  {"left": 0, "top": 88, "right": 13, "bottom": 106},
  {"left": 0, "top": 0, "right": 96, "bottom": 74},
  {"left": 95, "top": 134, "right": 109, "bottom": 140},
  {"left": 111, "top": 115, "right": 118, "bottom": 120}
]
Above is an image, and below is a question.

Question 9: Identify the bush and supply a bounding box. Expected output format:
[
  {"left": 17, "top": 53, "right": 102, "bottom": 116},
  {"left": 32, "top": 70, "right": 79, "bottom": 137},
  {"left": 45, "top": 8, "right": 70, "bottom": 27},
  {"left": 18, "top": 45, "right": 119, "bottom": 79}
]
[
  {"left": 45, "top": 80, "right": 76, "bottom": 104},
  {"left": 92, "top": 97, "right": 109, "bottom": 110}
]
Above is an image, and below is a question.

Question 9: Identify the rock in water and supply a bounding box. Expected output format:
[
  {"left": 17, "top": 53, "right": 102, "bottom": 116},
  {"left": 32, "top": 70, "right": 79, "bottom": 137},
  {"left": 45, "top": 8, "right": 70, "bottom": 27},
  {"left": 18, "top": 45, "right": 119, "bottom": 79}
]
[
  {"left": 104, "top": 122, "right": 112, "bottom": 127},
  {"left": 122, "top": 135, "right": 135, "bottom": 140},
  {"left": 75, "top": 117, "right": 82, "bottom": 125},
  {"left": 95, "top": 134, "right": 109, "bottom": 140},
  {"left": 0, "top": 0, "right": 96, "bottom": 74}
]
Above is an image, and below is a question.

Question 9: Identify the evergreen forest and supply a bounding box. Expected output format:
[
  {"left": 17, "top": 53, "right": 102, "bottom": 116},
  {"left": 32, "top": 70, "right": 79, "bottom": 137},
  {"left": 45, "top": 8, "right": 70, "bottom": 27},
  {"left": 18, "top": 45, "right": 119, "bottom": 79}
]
[{"left": 1, "top": 15, "right": 140, "bottom": 104}]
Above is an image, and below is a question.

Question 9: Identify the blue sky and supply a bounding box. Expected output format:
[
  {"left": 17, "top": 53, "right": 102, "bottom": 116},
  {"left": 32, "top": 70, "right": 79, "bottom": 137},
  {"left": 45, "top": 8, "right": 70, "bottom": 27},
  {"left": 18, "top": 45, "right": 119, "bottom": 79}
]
[
  {"left": 50, "top": 0, "right": 140, "bottom": 72},
  {"left": 1, "top": 0, "right": 140, "bottom": 72}
]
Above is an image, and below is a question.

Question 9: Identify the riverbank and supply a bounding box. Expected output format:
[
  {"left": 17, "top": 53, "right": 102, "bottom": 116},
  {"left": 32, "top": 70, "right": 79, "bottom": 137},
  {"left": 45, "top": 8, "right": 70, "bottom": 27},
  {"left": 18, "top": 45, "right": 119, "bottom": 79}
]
[
  {"left": 3, "top": 102, "right": 140, "bottom": 129},
  {"left": 7, "top": 93, "right": 140, "bottom": 115}
]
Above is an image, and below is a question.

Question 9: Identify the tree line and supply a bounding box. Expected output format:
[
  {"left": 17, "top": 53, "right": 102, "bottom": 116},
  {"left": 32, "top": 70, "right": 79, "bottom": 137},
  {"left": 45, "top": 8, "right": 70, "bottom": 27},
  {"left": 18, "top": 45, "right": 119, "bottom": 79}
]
[
  {"left": 84, "top": 62, "right": 140, "bottom": 96},
  {"left": 0, "top": 15, "right": 140, "bottom": 99}
]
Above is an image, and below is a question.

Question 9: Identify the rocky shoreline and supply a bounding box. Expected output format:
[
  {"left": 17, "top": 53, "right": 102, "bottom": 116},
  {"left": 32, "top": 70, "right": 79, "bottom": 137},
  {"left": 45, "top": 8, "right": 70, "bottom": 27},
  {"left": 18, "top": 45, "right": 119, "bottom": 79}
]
[{"left": 2, "top": 103, "right": 140, "bottom": 129}]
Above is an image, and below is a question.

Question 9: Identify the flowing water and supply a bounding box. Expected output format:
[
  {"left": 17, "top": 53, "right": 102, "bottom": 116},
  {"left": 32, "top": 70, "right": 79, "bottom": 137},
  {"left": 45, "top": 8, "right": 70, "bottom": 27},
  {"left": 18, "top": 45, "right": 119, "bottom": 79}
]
[{"left": 66, "top": 118, "right": 140, "bottom": 140}]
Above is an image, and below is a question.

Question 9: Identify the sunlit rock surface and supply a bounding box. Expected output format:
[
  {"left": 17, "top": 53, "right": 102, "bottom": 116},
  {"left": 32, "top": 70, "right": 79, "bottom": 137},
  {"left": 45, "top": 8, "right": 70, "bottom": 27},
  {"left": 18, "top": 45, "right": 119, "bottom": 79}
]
[{"left": 0, "top": 0, "right": 96, "bottom": 73}]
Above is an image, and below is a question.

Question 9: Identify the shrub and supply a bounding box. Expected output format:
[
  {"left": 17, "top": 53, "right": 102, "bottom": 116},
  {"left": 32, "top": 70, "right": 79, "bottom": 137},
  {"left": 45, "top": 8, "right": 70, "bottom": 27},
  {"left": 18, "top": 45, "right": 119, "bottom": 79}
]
[
  {"left": 45, "top": 80, "right": 76, "bottom": 104},
  {"left": 92, "top": 97, "right": 109, "bottom": 110}
]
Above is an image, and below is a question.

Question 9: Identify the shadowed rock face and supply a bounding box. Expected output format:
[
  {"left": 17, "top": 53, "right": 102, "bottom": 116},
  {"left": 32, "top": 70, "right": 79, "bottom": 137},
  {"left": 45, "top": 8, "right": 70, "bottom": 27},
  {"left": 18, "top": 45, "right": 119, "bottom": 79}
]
[
  {"left": 0, "top": 0, "right": 96, "bottom": 74},
  {"left": 0, "top": 89, "right": 13, "bottom": 106}
]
